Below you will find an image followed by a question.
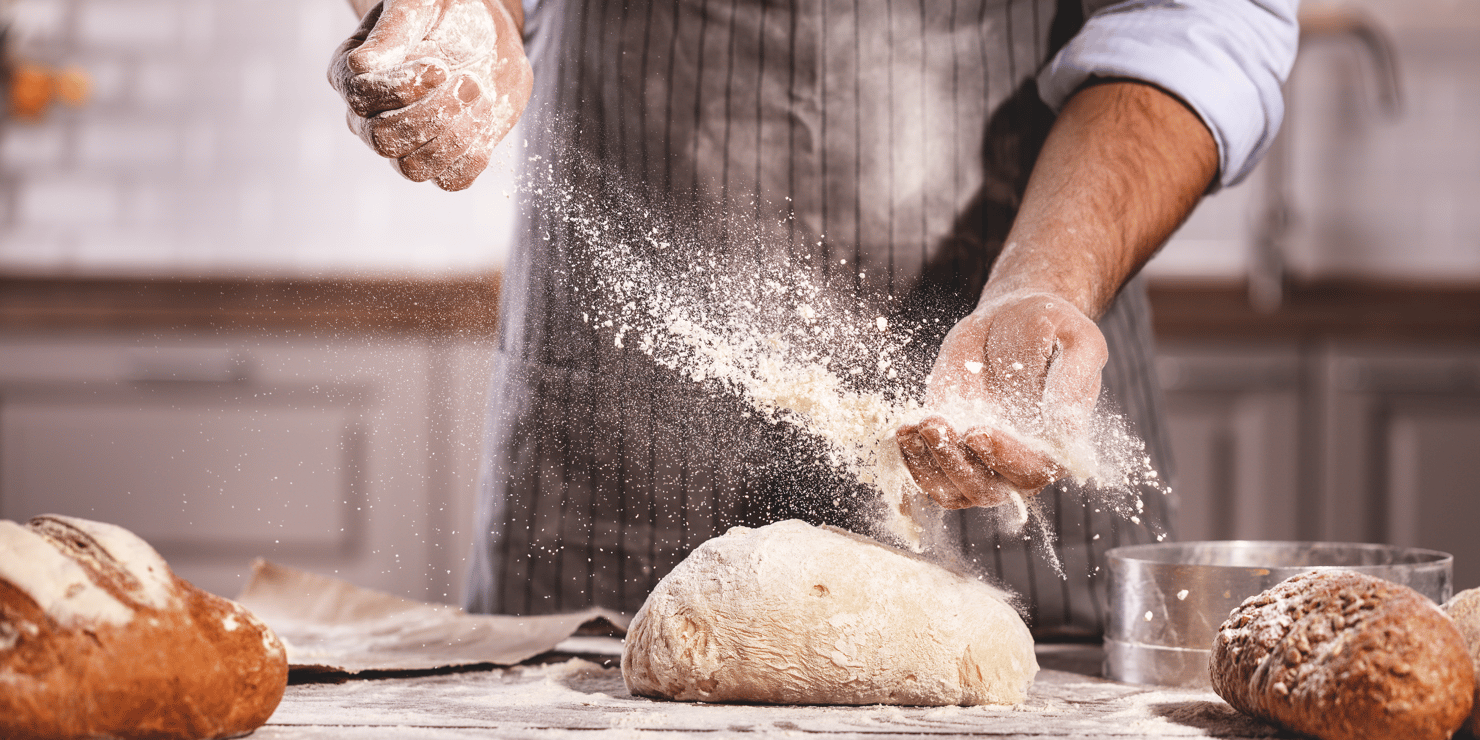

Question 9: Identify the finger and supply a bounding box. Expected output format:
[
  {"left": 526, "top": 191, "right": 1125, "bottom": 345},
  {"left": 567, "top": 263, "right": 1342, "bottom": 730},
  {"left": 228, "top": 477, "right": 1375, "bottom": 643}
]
[
  {"left": 922, "top": 312, "right": 990, "bottom": 407},
  {"left": 342, "top": 58, "right": 451, "bottom": 117},
  {"left": 433, "top": 138, "right": 492, "bottom": 191},
  {"left": 961, "top": 427, "right": 1063, "bottom": 491},
  {"left": 1041, "top": 313, "right": 1109, "bottom": 425},
  {"left": 396, "top": 131, "right": 472, "bottom": 182},
  {"left": 897, "top": 425, "right": 969, "bottom": 510},
  {"left": 327, "top": 6, "right": 381, "bottom": 98},
  {"left": 394, "top": 84, "right": 490, "bottom": 181},
  {"left": 968, "top": 474, "right": 1023, "bottom": 509},
  {"left": 916, "top": 417, "right": 1004, "bottom": 507},
  {"left": 481, "top": 67, "right": 530, "bottom": 148},
  {"left": 355, "top": 76, "right": 470, "bottom": 158},
  {"left": 348, "top": 0, "right": 440, "bottom": 74},
  {"left": 985, "top": 308, "right": 1058, "bottom": 399}
]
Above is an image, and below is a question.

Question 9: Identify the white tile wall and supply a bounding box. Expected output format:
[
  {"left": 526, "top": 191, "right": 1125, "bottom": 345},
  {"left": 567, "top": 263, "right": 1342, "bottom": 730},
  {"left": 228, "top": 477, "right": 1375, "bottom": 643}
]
[
  {"left": 0, "top": 0, "right": 517, "bottom": 277},
  {"left": 1144, "top": 0, "right": 1480, "bottom": 284},
  {"left": 76, "top": 2, "right": 181, "bottom": 48},
  {"left": 4, "top": 0, "right": 1471, "bottom": 281},
  {"left": 21, "top": 177, "right": 120, "bottom": 224}
]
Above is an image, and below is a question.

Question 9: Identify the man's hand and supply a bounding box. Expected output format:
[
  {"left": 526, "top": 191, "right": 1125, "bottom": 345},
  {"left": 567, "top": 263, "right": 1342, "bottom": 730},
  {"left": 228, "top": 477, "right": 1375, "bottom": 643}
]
[
  {"left": 329, "top": 0, "right": 533, "bottom": 191},
  {"left": 897, "top": 292, "right": 1107, "bottom": 509},
  {"left": 897, "top": 80, "right": 1219, "bottom": 510}
]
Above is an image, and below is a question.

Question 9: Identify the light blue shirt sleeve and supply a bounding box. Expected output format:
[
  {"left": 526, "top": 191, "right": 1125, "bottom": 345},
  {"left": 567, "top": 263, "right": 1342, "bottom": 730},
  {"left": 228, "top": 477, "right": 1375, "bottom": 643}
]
[{"left": 1037, "top": 0, "right": 1300, "bottom": 189}]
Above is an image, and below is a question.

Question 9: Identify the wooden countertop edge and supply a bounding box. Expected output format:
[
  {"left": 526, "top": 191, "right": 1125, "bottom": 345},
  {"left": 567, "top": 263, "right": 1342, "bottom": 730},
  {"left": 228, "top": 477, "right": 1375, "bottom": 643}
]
[
  {"left": 1146, "top": 280, "right": 1480, "bottom": 343},
  {"left": 4, "top": 275, "right": 1480, "bottom": 342},
  {"left": 0, "top": 275, "right": 503, "bottom": 336}
]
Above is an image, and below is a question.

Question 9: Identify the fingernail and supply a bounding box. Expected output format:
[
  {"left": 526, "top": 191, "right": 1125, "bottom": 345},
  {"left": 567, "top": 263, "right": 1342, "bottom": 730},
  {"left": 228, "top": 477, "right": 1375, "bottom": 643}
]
[
  {"left": 963, "top": 430, "right": 995, "bottom": 456},
  {"left": 347, "top": 47, "right": 389, "bottom": 75},
  {"left": 456, "top": 76, "right": 480, "bottom": 104}
]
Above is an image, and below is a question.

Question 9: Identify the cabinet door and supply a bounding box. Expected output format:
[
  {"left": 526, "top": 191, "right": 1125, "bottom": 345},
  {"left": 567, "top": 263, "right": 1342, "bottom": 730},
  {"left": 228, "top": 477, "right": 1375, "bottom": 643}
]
[
  {"left": 0, "top": 336, "right": 492, "bottom": 604},
  {"left": 1324, "top": 349, "right": 1480, "bottom": 591},
  {"left": 1157, "top": 344, "right": 1305, "bottom": 543},
  {"left": 2, "top": 384, "right": 366, "bottom": 560}
]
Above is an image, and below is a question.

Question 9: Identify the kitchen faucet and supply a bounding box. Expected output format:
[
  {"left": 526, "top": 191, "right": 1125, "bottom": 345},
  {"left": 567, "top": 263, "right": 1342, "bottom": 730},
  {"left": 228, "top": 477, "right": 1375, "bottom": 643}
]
[{"left": 1249, "top": 4, "right": 1403, "bottom": 313}]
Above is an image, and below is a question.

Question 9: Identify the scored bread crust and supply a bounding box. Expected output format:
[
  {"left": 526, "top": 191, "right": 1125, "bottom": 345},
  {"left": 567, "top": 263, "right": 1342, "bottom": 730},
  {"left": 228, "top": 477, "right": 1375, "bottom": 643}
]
[
  {"left": 1211, "top": 570, "right": 1474, "bottom": 740},
  {"left": 0, "top": 515, "right": 288, "bottom": 740}
]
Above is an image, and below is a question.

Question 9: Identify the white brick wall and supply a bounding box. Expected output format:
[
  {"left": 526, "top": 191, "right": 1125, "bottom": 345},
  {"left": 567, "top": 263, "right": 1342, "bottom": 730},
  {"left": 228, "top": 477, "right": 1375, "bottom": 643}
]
[
  {"left": 20, "top": 178, "right": 120, "bottom": 225},
  {"left": 76, "top": 2, "right": 182, "bottom": 48},
  {"left": 0, "top": 0, "right": 515, "bottom": 277},
  {"left": 5, "top": 0, "right": 1470, "bottom": 281}
]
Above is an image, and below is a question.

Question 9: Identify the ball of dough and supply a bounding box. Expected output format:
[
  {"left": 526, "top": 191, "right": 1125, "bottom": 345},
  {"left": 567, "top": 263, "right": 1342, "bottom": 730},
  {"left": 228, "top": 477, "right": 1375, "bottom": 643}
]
[
  {"left": 1211, "top": 570, "right": 1473, "bottom": 740},
  {"left": 0, "top": 515, "right": 288, "bottom": 740},
  {"left": 1443, "top": 586, "right": 1480, "bottom": 737},
  {"left": 622, "top": 519, "right": 1037, "bottom": 706}
]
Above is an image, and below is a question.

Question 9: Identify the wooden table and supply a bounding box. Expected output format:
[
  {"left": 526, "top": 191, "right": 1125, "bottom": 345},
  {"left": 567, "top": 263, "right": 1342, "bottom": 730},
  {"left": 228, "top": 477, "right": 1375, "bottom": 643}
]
[{"left": 254, "top": 645, "right": 1293, "bottom": 739}]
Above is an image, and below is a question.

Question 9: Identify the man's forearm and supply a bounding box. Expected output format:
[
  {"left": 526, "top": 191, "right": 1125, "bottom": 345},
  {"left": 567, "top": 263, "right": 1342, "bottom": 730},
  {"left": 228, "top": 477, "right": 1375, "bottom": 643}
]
[{"left": 985, "top": 80, "right": 1218, "bottom": 318}]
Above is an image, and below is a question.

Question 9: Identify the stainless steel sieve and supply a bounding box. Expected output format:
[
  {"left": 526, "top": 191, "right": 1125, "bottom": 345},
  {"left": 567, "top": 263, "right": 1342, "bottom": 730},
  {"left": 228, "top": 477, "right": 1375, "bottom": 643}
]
[{"left": 1104, "top": 540, "right": 1453, "bottom": 688}]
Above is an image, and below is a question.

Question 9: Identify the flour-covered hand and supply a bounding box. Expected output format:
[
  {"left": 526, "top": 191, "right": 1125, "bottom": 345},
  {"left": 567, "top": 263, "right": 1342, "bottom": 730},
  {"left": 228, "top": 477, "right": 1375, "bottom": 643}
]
[
  {"left": 329, "top": 0, "right": 532, "bottom": 191},
  {"left": 896, "top": 291, "right": 1107, "bottom": 509}
]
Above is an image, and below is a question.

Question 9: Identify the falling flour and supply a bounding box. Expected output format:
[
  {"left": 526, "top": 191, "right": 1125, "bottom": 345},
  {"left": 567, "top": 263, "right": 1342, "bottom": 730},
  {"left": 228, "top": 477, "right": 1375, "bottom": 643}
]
[{"left": 518, "top": 150, "right": 1168, "bottom": 573}]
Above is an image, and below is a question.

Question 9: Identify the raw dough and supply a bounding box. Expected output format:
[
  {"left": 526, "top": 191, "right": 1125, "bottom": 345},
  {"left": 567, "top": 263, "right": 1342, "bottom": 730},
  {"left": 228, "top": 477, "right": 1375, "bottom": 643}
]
[
  {"left": 0, "top": 515, "right": 288, "bottom": 740},
  {"left": 1211, "top": 570, "right": 1473, "bottom": 740},
  {"left": 622, "top": 519, "right": 1037, "bottom": 705},
  {"left": 1443, "top": 586, "right": 1480, "bottom": 736}
]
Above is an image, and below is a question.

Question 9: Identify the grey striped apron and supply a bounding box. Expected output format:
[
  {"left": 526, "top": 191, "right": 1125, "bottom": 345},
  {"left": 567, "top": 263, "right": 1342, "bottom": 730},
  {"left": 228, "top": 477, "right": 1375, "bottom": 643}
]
[{"left": 466, "top": 0, "right": 1175, "bottom": 640}]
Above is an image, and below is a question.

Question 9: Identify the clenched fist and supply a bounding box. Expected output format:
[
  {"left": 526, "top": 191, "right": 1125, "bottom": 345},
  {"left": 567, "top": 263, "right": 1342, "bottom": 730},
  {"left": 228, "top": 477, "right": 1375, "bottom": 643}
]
[
  {"left": 896, "top": 291, "right": 1108, "bottom": 509},
  {"left": 329, "top": 0, "right": 533, "bottom": 191}
]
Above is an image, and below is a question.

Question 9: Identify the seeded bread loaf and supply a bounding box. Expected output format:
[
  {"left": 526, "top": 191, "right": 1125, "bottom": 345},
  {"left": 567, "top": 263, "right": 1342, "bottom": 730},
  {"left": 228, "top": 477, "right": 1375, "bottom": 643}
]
[
  {"left": 1211, "top": 570, "right": 1473, "bottom": 740},
  {"left": 0, "top": 515, "right": 288, "bottom": 740},
  {"left": 1443, "top": 587, "right": 1480, "bottom": 737}
]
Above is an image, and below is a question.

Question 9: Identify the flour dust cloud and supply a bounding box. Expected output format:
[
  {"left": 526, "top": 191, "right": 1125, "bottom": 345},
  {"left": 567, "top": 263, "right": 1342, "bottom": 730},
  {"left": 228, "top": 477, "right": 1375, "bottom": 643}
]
[{"left": 513, "top": 145, "right": 1168, "bottom": 576}]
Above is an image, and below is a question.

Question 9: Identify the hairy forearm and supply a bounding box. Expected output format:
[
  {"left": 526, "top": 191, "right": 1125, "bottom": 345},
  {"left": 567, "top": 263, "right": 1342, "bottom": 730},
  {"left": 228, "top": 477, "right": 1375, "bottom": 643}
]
[{"left": 985, "top": 80, "right": 1218, "bottom": 319}]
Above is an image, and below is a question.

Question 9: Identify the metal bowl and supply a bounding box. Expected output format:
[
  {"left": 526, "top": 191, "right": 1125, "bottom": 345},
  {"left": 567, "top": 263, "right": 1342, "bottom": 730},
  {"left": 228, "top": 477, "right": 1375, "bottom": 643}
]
[{"left": 1104, "top": 541, "right": 1453, "bottom": 688}]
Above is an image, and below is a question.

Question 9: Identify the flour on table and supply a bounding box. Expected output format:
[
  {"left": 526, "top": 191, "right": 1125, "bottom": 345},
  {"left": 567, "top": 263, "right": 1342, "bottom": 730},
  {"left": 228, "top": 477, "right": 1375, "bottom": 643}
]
[{"left": 622, "top": 520, "right": 1038, "bottom": 706}]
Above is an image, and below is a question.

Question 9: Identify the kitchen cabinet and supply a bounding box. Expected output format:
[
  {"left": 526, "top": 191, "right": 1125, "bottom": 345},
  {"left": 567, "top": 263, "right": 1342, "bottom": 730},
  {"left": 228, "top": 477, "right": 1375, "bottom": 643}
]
[
  {"left": 1321, "top": 347, "right": 1480, "bottom": 591},
  {"left": 0, "top": 331, "right": 494, "bottom": 604},
  {"left": 1156, "top": 344, "right": 1305, "bottom": 544},
  {"left": 1159, "top": 339, "right": 1480, "bottom": 591},
  {"left": 7, "top": 278, "right": 1480, "bottom": 602}
]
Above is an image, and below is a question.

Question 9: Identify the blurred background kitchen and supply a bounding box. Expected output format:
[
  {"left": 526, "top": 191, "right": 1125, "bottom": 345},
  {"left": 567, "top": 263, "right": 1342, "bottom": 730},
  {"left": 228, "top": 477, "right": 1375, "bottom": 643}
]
[{"left": 1, "top": 0, "right": 1477, "bottom": 603}]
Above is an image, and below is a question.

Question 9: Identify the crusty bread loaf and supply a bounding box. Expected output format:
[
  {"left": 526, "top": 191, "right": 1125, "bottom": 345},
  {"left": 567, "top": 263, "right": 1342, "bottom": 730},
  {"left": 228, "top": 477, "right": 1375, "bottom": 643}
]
[
  {"left": 1211, "top": 570, "right": 1473, "bottom": 740},
  {"left": 0, "top": 515, "right": 288, "bottom": 740},
  {"left": 1443, "top": 587, "right": 1480, "bottom": 737}
]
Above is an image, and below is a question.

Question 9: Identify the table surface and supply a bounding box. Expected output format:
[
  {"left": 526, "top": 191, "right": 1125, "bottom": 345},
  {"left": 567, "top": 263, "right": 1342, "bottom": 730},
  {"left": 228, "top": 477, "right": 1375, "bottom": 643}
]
[{"left": 254, "top": 644, "right": 1295, "bottom": 739}]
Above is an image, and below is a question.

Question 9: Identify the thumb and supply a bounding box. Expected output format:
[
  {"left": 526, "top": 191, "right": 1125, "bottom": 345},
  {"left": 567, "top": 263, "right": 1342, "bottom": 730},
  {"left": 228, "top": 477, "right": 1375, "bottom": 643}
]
[
  {"left": 1040, "top": 310, "right": 1107, "bottom": 428},
  {"left": 348, "top": 0, "right": 441, "bottom": 74}
]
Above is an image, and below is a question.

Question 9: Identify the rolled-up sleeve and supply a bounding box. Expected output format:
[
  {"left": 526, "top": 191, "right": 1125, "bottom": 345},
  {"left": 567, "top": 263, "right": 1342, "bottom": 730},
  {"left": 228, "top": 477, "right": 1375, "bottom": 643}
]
[{"left": 1037, "top": 0, "right": 1300, "bottom": 189}]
